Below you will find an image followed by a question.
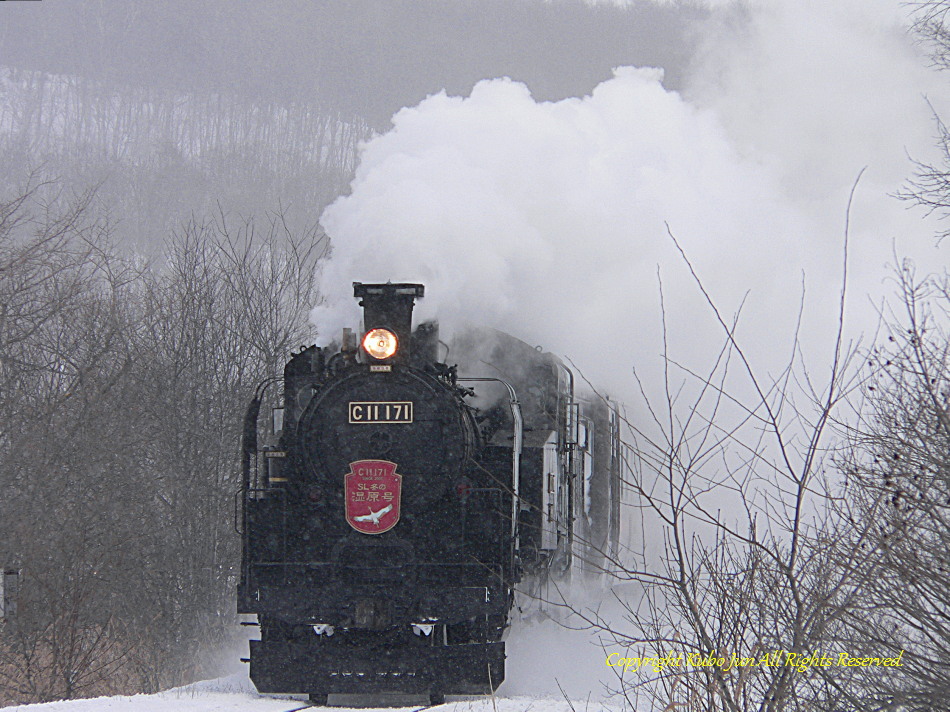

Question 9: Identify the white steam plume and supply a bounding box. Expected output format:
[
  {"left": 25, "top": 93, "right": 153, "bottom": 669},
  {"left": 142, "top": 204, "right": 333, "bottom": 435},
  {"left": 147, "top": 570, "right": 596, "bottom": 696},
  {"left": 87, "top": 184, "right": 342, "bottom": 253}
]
[
  {"left": 316, "top": 67, "right": 812, "bottom": 399},
  {"left": 314, "top": 1, "right": 944, "bottom": 404}
]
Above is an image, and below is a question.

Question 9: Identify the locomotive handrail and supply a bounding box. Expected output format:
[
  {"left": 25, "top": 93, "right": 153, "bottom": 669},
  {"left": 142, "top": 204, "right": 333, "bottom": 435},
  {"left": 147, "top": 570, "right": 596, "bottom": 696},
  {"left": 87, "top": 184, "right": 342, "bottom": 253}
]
[
  {"left": 241, "top": 377, "right": 281, "bottom": 495},
  {"left": 239, "top": 377, "right": 280, "bottom": 572},
  {"left": 457, "top": 377, "right": 522, "bottom": 550},
  {"left": 556, "top": 362, "right": 576, "bottom": 574}
]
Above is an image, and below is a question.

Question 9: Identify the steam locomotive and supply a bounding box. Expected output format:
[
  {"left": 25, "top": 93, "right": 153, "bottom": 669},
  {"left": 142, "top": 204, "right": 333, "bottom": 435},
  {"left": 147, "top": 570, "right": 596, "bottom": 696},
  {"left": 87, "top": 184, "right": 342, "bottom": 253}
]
[{"left": 237, "top": 283, "right": 624, "bottom": 705}]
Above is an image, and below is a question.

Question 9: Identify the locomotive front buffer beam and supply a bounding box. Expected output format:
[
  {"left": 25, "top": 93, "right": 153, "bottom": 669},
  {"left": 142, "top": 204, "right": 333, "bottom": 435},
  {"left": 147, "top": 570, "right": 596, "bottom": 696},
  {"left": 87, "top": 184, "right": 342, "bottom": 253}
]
[{"left": 249, "top": 638, "right": 505, "bottom": 696}]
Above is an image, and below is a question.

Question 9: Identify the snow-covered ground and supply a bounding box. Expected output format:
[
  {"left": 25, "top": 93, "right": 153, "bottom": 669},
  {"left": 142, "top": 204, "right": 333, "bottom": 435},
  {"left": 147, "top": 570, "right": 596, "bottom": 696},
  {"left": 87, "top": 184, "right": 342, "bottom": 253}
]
[
  {"left": 3, "top": 610, "right": 636, "bottom": 712},
  {"left": 2, "top": 674, "right": 619, "bottom": 712}
]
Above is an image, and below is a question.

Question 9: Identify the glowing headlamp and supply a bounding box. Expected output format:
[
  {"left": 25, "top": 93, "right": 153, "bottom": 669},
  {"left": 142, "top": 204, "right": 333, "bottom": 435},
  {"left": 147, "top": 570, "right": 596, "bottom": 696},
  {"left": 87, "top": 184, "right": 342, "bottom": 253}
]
[{"left": 362, "top": 328, "right": 398, "bottom": 360}]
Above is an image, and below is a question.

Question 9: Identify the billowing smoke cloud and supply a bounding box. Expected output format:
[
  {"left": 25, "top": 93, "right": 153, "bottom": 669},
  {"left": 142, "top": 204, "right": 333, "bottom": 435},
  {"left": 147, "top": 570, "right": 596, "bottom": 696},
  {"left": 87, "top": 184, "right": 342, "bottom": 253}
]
[
  {"left": 314, "top": 0, "right": 944, "bottom": 405},
  {"left": 316, "top": 67, "right": 807, "bottom": 398}
]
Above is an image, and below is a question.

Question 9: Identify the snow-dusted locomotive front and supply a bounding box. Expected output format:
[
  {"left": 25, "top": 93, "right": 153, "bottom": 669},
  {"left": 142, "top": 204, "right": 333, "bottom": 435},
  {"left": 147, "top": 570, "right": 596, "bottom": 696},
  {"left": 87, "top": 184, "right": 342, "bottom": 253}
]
[{"left": 237, "top": 282, "right": 623, "bottom": 705}]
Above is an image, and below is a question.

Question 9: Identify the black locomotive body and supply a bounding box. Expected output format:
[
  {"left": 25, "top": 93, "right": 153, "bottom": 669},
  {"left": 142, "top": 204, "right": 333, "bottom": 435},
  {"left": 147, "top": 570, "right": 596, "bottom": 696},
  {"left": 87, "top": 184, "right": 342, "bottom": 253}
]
[{"left": 237, "top": 282, "right": 623, "bottom": 704}]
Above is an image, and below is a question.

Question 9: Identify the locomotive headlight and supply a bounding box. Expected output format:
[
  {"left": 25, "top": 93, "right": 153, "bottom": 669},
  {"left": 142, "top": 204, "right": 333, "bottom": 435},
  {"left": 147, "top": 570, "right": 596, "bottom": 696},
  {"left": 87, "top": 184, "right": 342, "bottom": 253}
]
[{"left": 362, "top": 328, "right": 398, "bottom": 360}]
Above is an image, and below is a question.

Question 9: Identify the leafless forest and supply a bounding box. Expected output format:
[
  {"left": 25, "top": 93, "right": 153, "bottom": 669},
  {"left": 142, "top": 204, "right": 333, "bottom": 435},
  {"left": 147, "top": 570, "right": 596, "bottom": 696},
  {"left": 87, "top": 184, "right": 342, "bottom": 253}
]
[
  {"left": 0, "top": 69, "right": 344, "bottom": 702},
  {"left": 0, "top": 178, "right": 329, "bottom": 702}
]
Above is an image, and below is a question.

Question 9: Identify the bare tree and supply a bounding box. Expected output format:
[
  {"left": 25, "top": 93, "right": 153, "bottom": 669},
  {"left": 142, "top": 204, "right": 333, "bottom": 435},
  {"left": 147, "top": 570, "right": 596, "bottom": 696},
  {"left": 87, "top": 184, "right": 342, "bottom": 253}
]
[
  {"left": 897, "top": 2, "right": 950, "bottom": 241},
  {"left": 0, "top": 67, "right": 365, "bottom": 253},
  {"left": 834, "top": 261, "right": 950, "bottom": 711},
  {"left": 909, "top": 2, "right": 950, "bottom": 71},
  {"left": 557, "top": 219, "right": 887, "bottom": 711},
  {"left": 0, "top": 174, "right": 147, "bottom": 703},
  {"left": 117, "top": 210, "right": 326, "bottom": 688},
  {"left": 0, "top": 174, "right": 328, "bottom": 703}
]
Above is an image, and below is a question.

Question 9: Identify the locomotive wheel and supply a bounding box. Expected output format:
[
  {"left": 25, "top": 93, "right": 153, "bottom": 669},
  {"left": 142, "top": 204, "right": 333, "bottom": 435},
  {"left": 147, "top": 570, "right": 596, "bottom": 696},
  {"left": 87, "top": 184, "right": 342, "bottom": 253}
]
[
  {"left": 308, "top": 692, "right": 328, "bottom": 705},
  {"left": 429, "top": 691, "right": 445, "bottom": 705}
]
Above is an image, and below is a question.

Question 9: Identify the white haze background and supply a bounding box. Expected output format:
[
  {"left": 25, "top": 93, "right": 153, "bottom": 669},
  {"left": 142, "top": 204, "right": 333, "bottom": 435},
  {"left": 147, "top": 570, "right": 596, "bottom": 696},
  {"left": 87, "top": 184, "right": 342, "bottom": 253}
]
[{"left": 309, "top": 0, "right": 948, "bottom": 702}]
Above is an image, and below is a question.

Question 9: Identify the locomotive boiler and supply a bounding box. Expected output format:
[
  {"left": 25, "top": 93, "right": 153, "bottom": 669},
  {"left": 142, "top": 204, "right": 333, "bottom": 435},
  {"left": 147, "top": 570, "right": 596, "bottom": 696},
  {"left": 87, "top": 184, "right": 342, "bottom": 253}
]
[{"left": 237, "top": 282, "right": 624, "bottom": 705}]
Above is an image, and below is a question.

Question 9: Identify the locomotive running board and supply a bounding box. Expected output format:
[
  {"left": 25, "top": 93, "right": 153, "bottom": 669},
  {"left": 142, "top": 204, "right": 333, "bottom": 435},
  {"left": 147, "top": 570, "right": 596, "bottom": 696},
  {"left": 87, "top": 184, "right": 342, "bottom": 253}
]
[{"left": 249, "top": 639, "right": 504, "bottom": 695}]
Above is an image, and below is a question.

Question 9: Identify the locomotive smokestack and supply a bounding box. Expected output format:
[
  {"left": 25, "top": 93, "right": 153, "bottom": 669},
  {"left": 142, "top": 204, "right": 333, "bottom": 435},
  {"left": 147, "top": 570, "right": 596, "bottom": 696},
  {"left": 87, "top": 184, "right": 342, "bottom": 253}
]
[{"left": 353, "top": 282, "right": 425, "bottom": 363}]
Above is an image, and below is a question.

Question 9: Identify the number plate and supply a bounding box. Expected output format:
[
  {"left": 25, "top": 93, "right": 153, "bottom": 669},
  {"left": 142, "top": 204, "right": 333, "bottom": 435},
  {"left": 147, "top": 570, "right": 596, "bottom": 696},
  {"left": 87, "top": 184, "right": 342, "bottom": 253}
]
[{"left": 348, "top": 401, "right": 413, "bottom": 424}]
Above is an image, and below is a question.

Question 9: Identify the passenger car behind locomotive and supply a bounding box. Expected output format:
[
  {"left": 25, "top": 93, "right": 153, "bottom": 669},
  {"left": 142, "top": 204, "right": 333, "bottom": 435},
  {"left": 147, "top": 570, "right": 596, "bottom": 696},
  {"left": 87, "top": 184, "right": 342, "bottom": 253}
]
[{"left": 238, "top": 282, "right": 623, "bottom": 704}]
